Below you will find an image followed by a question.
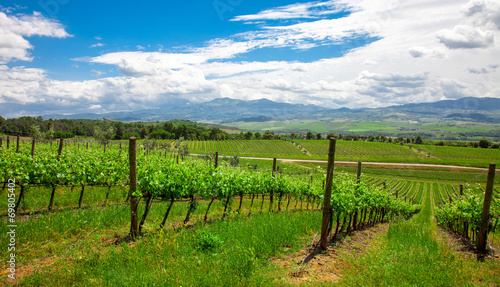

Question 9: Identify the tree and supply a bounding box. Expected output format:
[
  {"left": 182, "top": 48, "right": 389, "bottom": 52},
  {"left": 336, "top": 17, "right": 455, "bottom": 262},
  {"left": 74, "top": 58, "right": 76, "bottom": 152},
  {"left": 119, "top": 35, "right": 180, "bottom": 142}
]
[
  {"left": 263, "top": 130, "right": 274, "bottom": 140},
  {"left": 139, "top": 127, "right": 149, "bottom": 139},
  {"left": 44, "top": 125, "right": 55, "bottom": 141},
  {"left": 31, "top": 124, "right": 42, "bottom": 139},
  {"left": 114, "top": 124, "right": 124, "bottom": 140},
  {"left": 306, "top": 131, "right": 315, "bottom": 140},
  {"left": 316, "top": 133, "right": 322, "bottom": 140},
  {"left": 254, "top": 132, "right": 262, "bottom": 140},
  {"left": 244, "top": 131, "right": 253, "bottom": 140},
  {"left": 94, "top": 126, "right": 114, "bottom": 145},
  {"left": 326, "top": 133, "right": 336, "bottom": 139},
  {"left": 478, "top": 139, "right": 491, "bottom": 149},
  {"left": 415, "top": 135, "right": 423, "bottom": 144}
]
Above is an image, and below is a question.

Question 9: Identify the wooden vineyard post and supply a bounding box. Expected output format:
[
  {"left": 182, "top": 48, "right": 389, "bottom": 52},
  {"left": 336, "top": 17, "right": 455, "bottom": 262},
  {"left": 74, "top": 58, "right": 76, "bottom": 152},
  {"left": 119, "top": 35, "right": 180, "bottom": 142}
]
[
  {"left": 57, "top": 138, "right": 64, "bottom": 161},
  {"left": 478, "top": 162, "right": 496, "bottom": 253},
  {"left": 0, "top": 137, "right": 2, "bottom": 148},
  {"left": 215, "top": 151, "right": 219, "bottom": 168},
  {"left": 320, "top": 139, "right": 336, "bottom": 250},
  {"left": 31, "top": 137, "right": 36, "bottom": 157},
  {"left": 129, "top": 137, "right": 139, "bottom": 238},
  {"left": 204, "top": 151, "right": 219, "bottom": 222},
  {"left": 270, "top": 158, "right": 277, "bottom": 212},
  {"left": 356, "top": 161, "right": 362, "bottom": 184},
  {"left": 16, "top": 135, "right": 20, "bottom": 153},
  {"left": 7, "top": 136, "right": 10, "bottom": 149},
  {"left": 459, "top": 184, "right": 463, "bottom": 196}
]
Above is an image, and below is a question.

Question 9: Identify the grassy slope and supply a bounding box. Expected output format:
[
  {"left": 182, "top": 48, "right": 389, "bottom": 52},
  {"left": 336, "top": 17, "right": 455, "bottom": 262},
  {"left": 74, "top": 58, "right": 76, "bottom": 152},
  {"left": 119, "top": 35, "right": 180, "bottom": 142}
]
[
  {"left": 186, "top": 139, "right": 500, "bottom": 167},
  {"left": 229, "top": 119, "right": 500, "bottom": 141},
  {"left": 10, "top": 209, "right": 321, "bottom": 286},
  {"left": 338, "top": 186, "right": 500, "bottom": 286}
]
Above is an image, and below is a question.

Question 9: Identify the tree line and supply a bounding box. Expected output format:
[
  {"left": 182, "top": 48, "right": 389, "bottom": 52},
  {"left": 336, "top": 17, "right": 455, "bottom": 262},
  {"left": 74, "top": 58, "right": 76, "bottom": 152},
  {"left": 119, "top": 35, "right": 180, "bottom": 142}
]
[{"left": 0, "top": 116, "right": 498, "bottom": 149}]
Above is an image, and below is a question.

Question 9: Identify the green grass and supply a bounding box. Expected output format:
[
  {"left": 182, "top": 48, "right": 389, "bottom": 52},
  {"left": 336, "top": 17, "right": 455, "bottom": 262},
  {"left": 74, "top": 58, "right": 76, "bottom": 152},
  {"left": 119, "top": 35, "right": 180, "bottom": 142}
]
[
  {"left": 338, "top": 184, "right": 500, "bottom": 286},
  {"left": 229, "top": 119, "right": 500, "bottom": 141},
  {"left": 13, "top": 210, "right": 321, "bottom": 286}
]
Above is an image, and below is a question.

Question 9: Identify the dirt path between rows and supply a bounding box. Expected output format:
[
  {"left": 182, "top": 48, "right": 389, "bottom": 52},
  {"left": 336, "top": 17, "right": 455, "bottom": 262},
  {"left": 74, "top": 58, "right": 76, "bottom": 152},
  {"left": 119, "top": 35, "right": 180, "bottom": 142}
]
[{"left": 271, "top": 223, "right": 388, "bottom": 285}]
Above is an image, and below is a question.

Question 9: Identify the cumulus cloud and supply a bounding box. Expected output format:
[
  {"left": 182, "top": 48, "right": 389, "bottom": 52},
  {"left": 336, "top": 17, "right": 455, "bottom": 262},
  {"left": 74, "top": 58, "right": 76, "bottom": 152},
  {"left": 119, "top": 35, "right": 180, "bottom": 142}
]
[
  {"left": 1, "top": 0, "right": 500, "bottom": 117},
  {"left": 0, "top": 11, "right": 70, "bottom": 63},
  {"left": 437, "top": 25, "right": 495, "bottom": 49},
  {"left": 436, "top": 0, "right": 499, "bottom": 49}
]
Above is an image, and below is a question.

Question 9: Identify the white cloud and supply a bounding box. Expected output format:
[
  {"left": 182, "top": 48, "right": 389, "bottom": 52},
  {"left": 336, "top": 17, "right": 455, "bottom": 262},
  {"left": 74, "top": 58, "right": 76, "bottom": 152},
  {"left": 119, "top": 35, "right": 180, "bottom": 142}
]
[
  {"left": 90, "top": 42, "right": 105, "bottom": 48},
  {"left": 1, "top": 0, "right": 500, "bottom": 117},
  {"left": 231, "top": 0, "right": 352, "bottom": 22},
  {"left": 91, "top": 69, "right": 106, "bottom": 77},
  {"left": 436, "top": 0, "right": 500, "bottom": 49},
  {"left": 437, "top": 25, "right": 495, "bottom": 49},
  {"left": 0, "top": 11, "right": 70, "bottom": 63}
]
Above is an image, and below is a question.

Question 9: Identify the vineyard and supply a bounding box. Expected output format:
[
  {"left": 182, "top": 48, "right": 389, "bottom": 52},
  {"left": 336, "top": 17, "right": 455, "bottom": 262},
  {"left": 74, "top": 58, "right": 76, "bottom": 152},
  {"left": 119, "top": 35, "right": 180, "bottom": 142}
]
[
  {"left": 158, "top": 139, "right": 500, "bottom": 167},
  {"left": 1, "top": 138, "right": 499, "bottom": 285}
]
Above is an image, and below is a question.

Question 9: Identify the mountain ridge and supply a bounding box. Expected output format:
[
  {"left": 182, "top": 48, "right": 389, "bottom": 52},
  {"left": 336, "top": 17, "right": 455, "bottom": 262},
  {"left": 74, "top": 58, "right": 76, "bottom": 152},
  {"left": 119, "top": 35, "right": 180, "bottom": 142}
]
[{"left": 42, "top": 97, "right": 500, "bottom": 123}]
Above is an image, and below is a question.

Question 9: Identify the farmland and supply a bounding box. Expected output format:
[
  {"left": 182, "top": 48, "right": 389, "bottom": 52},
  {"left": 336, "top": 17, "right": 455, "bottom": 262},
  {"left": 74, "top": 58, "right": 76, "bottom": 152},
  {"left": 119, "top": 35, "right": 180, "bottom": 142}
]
[
  {"left": 175, "top": 138, "right": 500, "bottom": 168},
  {"left": 1, "top": 139, "right": 499, "bottom": 286}
]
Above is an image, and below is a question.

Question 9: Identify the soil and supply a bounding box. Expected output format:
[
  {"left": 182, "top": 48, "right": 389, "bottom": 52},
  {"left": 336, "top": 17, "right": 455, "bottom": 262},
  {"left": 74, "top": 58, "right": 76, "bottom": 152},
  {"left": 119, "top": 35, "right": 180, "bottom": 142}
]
[
  {"left": 271, "top": 223, "right": 388, "bottom": 285},
  {"left": 437, "top": 227, "right": 500, "bottom": 261},
  {"left": 0, "top": 256, "right": 58, "bottom": 285}
]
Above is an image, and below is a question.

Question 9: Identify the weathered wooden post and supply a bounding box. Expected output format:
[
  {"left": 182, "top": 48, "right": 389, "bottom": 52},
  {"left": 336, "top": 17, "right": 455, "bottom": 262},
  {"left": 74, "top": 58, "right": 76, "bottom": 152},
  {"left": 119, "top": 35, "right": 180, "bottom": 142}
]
[
  {"left": 357, "top": 161, "right": 362, "bottom": 183},
  {"left": 16, "top": 135, "right": 20, "bottom": 153},
  {"left": 7, "top": 136, "right": 10, "bottom": 149},
  {"left": 269, "top": 158, "right": 277, "bottom": 211},
  {"left": 129, "top": 137, "right": 139, "bottom": 238},
  {"left": 0, "top": 137, "right": 2, "bottom": 148},
  {"left": 478, "top": 163, "right": 496, "bottom": 253},
  {"left": 31, "top": 137, "right": 36, "bottom": 157},
  {"left": 320, "top": 139, "right": 336, "bottom": 250},
  {"left": 459, "top": 184, "right": 463, "bottom": 196},
  {"left": 57, "top": 138, "right": 64, "bottom": 161},
  {"left": 215, "top": 151, "right": 219, "bottom": 169}
]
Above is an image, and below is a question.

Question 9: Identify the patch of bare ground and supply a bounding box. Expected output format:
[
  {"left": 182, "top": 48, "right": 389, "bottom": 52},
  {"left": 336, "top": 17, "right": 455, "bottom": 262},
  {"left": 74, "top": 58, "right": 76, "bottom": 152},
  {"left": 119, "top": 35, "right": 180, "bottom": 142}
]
[
  {"left": 0, "top": 256, "right": 58, "bottom": 285},
  {"left": 437, "top": 227, "right": 500, "bottom": 261},
  {"left": 271, "top": 223, "right": 388, "bottom": 285}
]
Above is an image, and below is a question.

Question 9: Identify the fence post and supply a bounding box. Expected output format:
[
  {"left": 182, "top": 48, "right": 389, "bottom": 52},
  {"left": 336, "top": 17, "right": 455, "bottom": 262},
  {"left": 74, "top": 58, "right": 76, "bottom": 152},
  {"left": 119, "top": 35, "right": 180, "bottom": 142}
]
[
  {"left": 459, "top": 184, "right": 463, "bottom": 196},
  {"left": 478, "top": 163, "right": 496, "bottom": 253},
  {"left": 357, "top": 161, "right": 362, "bottom": 183},
  {"left": 215, "top": 151, "right": 219, "bottom": 168},
  {"left": 57, "top": 138, "right": 64, "bottom": 161},
  {"left": 31, "top": 138, "right": 36, "bottom": 157},
  {"left": 270, "top": 158, "right": 277, "bottom": 211},
  {"left": 320, "top": 139, "right": 336, "bottom": 250},
  {"left": 7, "top": 137, "right": 10, "bottom": 149},
  {"left": 16, "top": 135, "right": 20, "bottom": 153},
  {"left": 129, "top": 137, "right": 139, "bottom": 238}
]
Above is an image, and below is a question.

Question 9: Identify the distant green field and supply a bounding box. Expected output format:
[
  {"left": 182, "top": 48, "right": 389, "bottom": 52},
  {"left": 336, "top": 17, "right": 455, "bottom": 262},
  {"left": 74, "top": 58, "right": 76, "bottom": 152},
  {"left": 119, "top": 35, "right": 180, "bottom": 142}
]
[
  {"left": 296, "top": 140, "right": 423, "bottom": 161},
  {"left": 228, "top": 119, "right": 500, "bottom": 141}
]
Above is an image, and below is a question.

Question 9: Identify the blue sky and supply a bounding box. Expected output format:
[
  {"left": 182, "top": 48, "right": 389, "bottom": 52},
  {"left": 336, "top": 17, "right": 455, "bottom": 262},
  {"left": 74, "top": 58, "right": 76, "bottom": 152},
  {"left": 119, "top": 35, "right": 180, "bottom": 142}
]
[{"left": 1, "top": 0, "right": 499, "bottom": 117}]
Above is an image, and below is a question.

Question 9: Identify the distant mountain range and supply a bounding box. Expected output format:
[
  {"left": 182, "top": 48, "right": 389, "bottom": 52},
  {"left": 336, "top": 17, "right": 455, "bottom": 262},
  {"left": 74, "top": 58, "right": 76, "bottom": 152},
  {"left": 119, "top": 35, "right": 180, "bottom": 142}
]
[{"left": 45, "top": 97, "right": 500, "bottom": 124}]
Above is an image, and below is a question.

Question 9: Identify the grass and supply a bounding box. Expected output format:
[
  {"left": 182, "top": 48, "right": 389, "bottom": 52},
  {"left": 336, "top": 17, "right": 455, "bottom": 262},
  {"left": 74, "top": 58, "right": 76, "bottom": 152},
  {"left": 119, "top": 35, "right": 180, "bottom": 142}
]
[
  {"left": 10, "top": 210, "right": 321, "bottom": 286},
  {"left": 228, "top": 119, "right": 500, "bottom": 141},
  {"left": 338, "top": 184, "right": 500, "bottom": 286}
]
